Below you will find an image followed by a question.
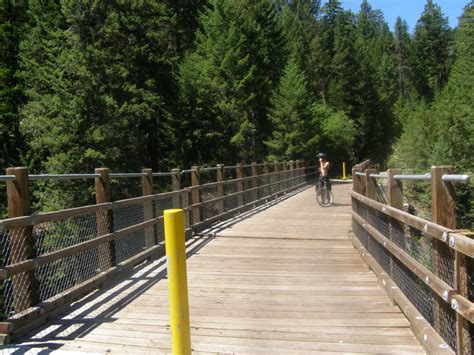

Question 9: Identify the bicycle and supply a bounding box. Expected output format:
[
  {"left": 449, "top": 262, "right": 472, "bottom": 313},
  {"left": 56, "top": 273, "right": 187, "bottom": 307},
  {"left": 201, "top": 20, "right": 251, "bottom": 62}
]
[{"left": 316, "top": 178, "right": 334, "bottom": 207}]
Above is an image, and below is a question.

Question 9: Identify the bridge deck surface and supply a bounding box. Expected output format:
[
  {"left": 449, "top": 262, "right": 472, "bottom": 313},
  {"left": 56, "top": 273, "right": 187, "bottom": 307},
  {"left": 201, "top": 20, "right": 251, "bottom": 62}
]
[{"left": 10, "top": 184, "right": 424, "bottom": 354}]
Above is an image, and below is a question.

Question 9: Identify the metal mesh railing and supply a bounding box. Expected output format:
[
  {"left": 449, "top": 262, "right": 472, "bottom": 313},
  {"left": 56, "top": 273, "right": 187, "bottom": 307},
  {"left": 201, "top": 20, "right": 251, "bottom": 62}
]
[
  {"left": 0, "top": 161, "right": 316, "bottom": 329},
  {"left": 351, "top": 175, "right": 473, "bottom": 353},
  {"left": 114, "top": 203, "right": 145, "bottom": 263}
]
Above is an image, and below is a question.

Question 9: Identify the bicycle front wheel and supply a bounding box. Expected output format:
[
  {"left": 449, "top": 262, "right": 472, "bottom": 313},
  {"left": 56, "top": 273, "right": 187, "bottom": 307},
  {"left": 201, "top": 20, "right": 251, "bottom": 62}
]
[{"left": 316, "top": 189, "right": 334, "bottom": 207}]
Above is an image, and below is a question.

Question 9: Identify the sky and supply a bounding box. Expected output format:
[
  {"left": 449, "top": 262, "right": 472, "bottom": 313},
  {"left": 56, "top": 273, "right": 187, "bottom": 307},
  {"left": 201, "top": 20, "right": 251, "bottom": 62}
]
[{"left": 339, "top": 0, "right": 467, "bottom": 32}]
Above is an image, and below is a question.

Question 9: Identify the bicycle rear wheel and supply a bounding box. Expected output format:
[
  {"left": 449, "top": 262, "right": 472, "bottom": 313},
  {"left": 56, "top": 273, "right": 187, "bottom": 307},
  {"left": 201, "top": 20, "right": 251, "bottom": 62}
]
[{"left": 316, "top": 188, "right": 334, "bottom": 207}]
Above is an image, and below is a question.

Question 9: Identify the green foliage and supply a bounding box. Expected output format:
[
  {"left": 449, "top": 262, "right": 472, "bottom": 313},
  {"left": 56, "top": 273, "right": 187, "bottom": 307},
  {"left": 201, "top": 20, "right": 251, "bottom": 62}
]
[
  {"left": 177, "top": 0, "right": 285, "bottom": 164},
  {"left": 413, "top": 0, "right": 453, "bottom": 101},
  {"left": 0, "top": 0, "right": 28, "bottom": 217},
  {"left": 267, "top": 56, "right": 354, "bottom": 165},
  {"left": 0, "top": 0, "right": 468, "bottom": 217},
  {"left": 266, "top": 56, "right": 317, "bottom": 160},
  {"left": 19, "top": 0, "right": 177, "bottom": 211},
  {"left": 390, "top": 2, "right": 474, "bottom": 229}
]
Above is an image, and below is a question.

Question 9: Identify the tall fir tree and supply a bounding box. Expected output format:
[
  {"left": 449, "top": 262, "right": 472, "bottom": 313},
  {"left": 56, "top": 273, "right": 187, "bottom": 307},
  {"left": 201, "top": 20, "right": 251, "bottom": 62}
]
[
  {"left": 394, "top": 17, "right": 416, "bottom": 101},
  {"left": 0, "top": 0, "right": 28, "bottom": 216},
  {"left": 19, "top": 0, "right": 176, "bottom": 209},
  {"left": 267, "top": 56, "right": 318, "bottom": 161},
  {"left": 413, "top": 0, "right": 453, "bottom": 101},
  {"left": 308, "top": 0, "right": 342, "bottom": 102},
  {"left": 278, "top": 1, "right": 319, "bottom": 89},
  {"left": 178, "top": 0, "right": 285, "bottom": 164}
]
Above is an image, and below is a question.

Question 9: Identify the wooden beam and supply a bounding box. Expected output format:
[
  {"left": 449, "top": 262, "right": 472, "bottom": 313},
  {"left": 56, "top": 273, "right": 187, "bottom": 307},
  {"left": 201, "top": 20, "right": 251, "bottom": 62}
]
[
  {"left": 251, "top": 162, "right": 258, "bottom": 202},
  {"left": 216, "top": 164, "right": 225, "bottom": 214},
  {"left": 191, "top": 166, "right": 200, "bottom": 226},
  {"left": 142, "top": 168, "right": 156, "bottom": 248},
  {"left": 5, "top": 167, "right": 38, "bottom": 315},
  {"left": 95, "top": 168, "right": 116, "bottom": 271},
  {"left": 235, "top": 164, "right": 244, "bottom": 207}
]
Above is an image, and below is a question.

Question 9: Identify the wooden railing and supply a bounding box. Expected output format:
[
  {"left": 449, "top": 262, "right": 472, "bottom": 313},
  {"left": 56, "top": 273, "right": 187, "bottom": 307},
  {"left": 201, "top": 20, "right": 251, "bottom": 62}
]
[
  {"left": 350, "top": 161, "right": 473, "bottom": 355},
  {"left": 0, "top": 160, "right": 316, "bottom": 343}
]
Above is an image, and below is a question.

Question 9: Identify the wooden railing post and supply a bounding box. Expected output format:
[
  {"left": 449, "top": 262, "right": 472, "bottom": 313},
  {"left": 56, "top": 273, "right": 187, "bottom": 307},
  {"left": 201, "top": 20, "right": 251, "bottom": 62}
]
[
  {"left": 289, "top": 160, "right": 295, "bottom": 188},
  {"left": 295, "top": 160, "right": 301, "bottom": 185},
  {"left": 274, "top": 161, "right": 280, "bottom": 193},
  {"left": 263, "top": 161, "right": 270, "bottom": 197},
  {"left": 95, "top": 168, "right": 116, "bottom": 271},
  {"left": 142, "top": 168, "right": 156, "bottom": 248},
  {"left": 431, "top": 166, "right": 455, "bottom": 339},
  {"left": 365, "top": 169, "right": 378, "bottom": 201},
  {"left": 387, "top": 168, "right": 403, "bottom": 301},
  {"left": 191, "top": 166, "right": 200, "bottom": 225},
  {"left": 171, "top": 169, "right": 181, "bottom": 208},
  {"left": 251, "top": 162, "right": 258, "bottom": 202},
  {"left": 235, "top": 163, "right": 244, "bottom": 207},
  {"left": 6, "top": 167, "right": 38, "bottom": 312},
  {"left": 432, "top": 166, "right": 463, "bottom": 352},
  {"left": 216, "top": 164, "right": 225, "bottom": 214},
  {"left": 455, "top": 232, "right": 473, "bottom": 355},
  {"left": 283, "top": 161, "right": 288, "bottom": 190},
  {"left": 352, "top": 166, "right": 362, "bottom": 194}
]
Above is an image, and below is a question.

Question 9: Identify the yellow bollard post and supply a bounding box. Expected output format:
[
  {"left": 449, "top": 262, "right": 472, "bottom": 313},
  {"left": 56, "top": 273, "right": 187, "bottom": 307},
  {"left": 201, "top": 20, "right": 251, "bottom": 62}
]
[
  {"left": 164, "top": 209, "right": 191, "bottom": 355},
  {"left": 342, "top": 162, "right": 346, "bottom": 180}
]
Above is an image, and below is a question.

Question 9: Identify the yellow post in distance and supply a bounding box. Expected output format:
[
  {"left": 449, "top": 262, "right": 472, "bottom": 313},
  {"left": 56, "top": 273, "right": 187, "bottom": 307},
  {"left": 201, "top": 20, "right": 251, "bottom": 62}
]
[
  {"left": 342, "top": 162, "right": 347, "bottom": 180},
  {"left": 164, "top": 209, "right": 191, "bottom": 355}
]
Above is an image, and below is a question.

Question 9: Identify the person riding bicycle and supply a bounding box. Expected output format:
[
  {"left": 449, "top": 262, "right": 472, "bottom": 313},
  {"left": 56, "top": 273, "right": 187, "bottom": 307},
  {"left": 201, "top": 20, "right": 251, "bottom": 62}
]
[{"left": 317, "top": 152, "right": 331, "bottom": 191}]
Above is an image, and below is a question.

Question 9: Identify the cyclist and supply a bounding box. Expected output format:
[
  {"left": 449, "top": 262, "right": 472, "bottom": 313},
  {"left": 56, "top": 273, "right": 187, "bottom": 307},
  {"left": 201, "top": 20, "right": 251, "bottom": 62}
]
[{"left": 317, "top": 152, "right": 331, "bottom": 192}]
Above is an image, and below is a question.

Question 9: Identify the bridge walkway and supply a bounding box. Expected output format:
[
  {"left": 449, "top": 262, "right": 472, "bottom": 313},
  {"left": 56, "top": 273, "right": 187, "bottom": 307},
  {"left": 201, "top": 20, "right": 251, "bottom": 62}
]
[{"left": 10, "top": 184, "right": 424, "bottom": 354}]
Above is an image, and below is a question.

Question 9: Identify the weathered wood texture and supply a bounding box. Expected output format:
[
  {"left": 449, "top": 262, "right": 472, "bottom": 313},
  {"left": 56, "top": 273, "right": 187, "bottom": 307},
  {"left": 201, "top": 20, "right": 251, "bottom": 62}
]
[{"left": 10, "top": 184, "right": 424, "bottom": 354}]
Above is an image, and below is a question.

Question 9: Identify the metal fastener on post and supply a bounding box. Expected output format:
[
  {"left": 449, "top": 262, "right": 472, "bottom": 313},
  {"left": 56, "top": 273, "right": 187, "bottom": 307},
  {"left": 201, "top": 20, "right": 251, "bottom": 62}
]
[{"left": 164, "top": 209, "right": 191, "bottom": 355}]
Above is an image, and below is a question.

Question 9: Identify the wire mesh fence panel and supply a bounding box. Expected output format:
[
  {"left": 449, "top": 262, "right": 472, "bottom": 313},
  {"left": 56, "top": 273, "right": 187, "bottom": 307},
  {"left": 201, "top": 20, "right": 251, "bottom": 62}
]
[
  {"left": 243, "top": 167, "right": 254, "bottom": 205},
  {"left": 436, "top": 242, "right": 455, "bottom": 287},
  {"left": 154, "top": 197, "right": 177, "bottom": 243},
  {"left": 393, "top": 257, "right": 435, "bottom": 325},
  {"left": 269, "top": 170, "right": 277, "bottom": 195},
  {"left": 35, "top": 212, "right": 105, "bottom": 301},
  {"left": 113, "top": 203, "right": 145, "bottom": 263},
  {"left": 257, "top": 165, "right": 266, "bottom": 199},
  {"left": 279, "top": 169, "right": 286, "bottom": 192},
  {"left": 1, "top": 226, "right": 32, "bottom": 316},
  {"left": 353, "top": 219, "right": 369, "bottom": 249},
  {"left": 391, "top": 220, "right": 435, "bottom": 274},
  {"left": 367, "top": 235, "right": 391, "bottom": 274},
  {"left": 224, "top": 181, "right": 239, "bottom": 212},
  {"left": 439, "top": 295, "right": 457, "bottom": 351},
  {"left": 366, "top": 205, "right": 390, "bottom": 239},
  {"left": 199, "top": 184, "right": 220, "bottom": 222}
]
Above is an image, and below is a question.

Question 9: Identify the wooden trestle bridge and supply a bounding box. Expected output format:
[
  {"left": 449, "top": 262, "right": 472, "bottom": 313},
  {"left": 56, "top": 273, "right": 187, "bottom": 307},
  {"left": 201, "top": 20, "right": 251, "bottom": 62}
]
[{"left": 0, "top": 161, "right": 472, "bottom": 354}]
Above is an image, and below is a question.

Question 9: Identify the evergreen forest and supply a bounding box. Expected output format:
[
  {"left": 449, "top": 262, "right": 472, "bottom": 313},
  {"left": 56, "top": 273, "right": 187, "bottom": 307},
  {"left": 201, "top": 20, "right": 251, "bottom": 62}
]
[{"left": 1, "top": 0, "right": 473, "bottom": 222}]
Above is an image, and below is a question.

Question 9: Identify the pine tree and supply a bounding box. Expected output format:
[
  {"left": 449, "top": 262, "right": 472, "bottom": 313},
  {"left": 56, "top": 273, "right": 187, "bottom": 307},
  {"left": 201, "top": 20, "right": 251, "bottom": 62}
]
[
  {"left": 19, "top": 0, "right": 176, "bottom": 210},
  {"left": 178, "top": 0, "right": 285, "bottom": 164},
  {"left": 278, "top": 1, "right": 319, "bottom": 86},
  {"left": 394, "top": 17, "right": 415, "bottom": 101},
  {"left": 413, "top": 0, "right": 453, "bottom": 100},
  {"left": 1, "top": 0, "right": 27, "bottom": 169},
  {"left": 267, "top": 56, "right": 317, "bottom": 160},
  {"left": 0, "top": 0, "right": 28, "bottom": 216},
  {"left": 308, "top": 0, "right": 342, "bottom": 102},
  {"left": 431, "top": 1, "right": 474, "bottom": 171}
]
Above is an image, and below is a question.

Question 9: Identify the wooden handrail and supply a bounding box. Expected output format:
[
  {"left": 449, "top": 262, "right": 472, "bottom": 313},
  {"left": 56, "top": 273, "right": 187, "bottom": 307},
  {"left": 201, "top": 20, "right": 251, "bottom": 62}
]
[
  {"left": 350, "top": 162, "right": 474, "bottom": 354},
  {"left": 0, "top": 160, "right": 317, "bottom": 343}
]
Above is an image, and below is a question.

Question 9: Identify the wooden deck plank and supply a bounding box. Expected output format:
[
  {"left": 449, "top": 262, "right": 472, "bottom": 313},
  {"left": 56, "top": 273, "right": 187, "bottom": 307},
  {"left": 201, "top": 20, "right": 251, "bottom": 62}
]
[{"left": 13, "top": 183, "right": 425, "bottom": 353}]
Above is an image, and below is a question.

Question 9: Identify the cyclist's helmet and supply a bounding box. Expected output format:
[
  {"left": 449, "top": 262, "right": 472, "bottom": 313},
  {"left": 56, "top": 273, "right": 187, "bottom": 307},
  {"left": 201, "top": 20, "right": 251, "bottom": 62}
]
[{"left": 317, "top": 152, "right": 327, "bottom": 158}]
